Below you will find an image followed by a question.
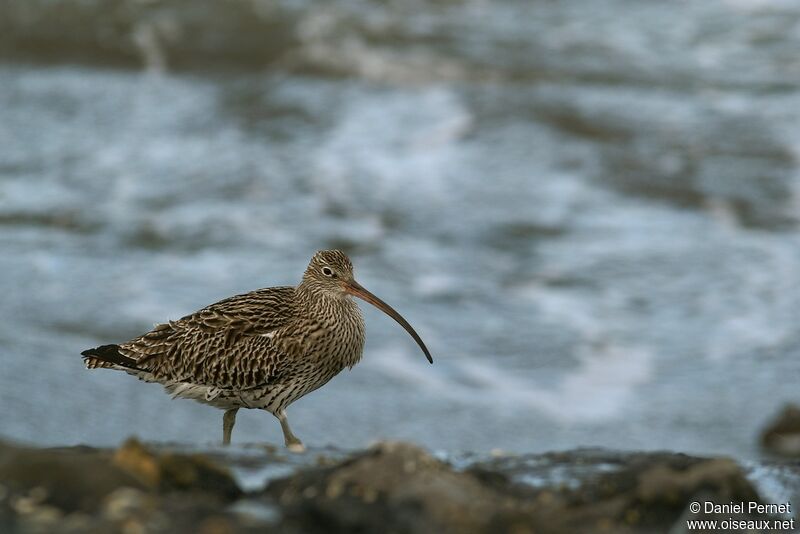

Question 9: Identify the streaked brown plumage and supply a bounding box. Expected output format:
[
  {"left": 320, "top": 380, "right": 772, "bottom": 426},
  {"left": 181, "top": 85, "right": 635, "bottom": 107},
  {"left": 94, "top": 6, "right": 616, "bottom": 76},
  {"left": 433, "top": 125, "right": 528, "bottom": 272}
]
[{"left": 81, "top": 250, "right": 433, "bottom": 451}]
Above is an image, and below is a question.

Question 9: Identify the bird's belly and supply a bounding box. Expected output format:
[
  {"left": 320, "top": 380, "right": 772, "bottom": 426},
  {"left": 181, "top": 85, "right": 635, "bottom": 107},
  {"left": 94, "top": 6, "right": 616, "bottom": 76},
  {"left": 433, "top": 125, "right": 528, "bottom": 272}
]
[
  {"left": 259, "top": 364, "right": 343, "bottom": 413},
  {"left": 165, "top": 365, "right": 343, "bottom": 413},
  {"left": 163, "top": 338, "right": 361, "bottom": 413},
  {"left": 165, "top": 382, "right": 241, "bottom": 409}
]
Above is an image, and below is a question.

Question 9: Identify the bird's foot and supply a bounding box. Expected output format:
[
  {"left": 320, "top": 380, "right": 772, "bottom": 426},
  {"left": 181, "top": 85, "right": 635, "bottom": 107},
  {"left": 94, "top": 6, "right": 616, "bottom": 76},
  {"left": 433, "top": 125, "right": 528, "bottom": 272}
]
[{"left": 286, "top": 437, "right": 305, "bottom": 453}]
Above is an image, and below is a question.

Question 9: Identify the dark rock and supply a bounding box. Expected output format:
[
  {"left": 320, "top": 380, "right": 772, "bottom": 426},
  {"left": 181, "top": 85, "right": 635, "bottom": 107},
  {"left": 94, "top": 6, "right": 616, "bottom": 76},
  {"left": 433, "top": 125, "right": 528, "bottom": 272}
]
[
  {"left": 0, "top": 0, "right": 298, "bottom": 69},
  {"left": 761, "top": 404, "right": 800, "bottom": 458},
  {"left": 264, "top": 441, "right": 516, "bottom": 534},
  {"left": 113, "top": 438, "right": 241, "bottom": 500},
  {"left": 0, "top": 438, "right": 247, "bottom": 534},
  {"left": 0, "top": 440, "right": 143, "bottom": 514},
  {"left": 0, "top": 438, "right": 791, "bottom": 534},
  {"left": 265, "top": 444, "right": 773, "bottom": 534},
  {"left": 564, "top": 454, "right": 762, "bottom": 531}
]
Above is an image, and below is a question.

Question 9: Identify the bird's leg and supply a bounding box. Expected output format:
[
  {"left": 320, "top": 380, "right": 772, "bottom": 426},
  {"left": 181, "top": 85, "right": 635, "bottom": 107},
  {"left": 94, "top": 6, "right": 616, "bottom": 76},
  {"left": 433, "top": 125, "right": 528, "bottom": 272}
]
[
  {"left": 276, "top": 410, "right": 305, "bottom": 452},
  {"left": 222, "top": 408, "right": 238, "bottom": 446}
]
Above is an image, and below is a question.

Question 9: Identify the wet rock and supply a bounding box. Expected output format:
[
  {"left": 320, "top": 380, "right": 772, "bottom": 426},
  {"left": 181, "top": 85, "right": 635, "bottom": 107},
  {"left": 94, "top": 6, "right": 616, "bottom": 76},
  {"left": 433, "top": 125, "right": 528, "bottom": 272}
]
[
  {"left": 265, "top": 441, "right": 517, "bottom": 534},
  {"left": 0, "top": 441, "right": 143, "bottom": 514},
  {"left": 113, "top": 438, "right": 241, "bottom": 499},
  {"left": 554, "top": 453, "right": 762, "bottom": 531},
  {"left": 0, "top": 438, "right": 792, "bottom": 534},
  {"left": 0, "top": 487, "right": 17, "bottom": 534},
  {"left": 265, "top": 444, "right": 772, "bottom": 534},
  {"left": 0, "top": 438, "right": 247, "bottom": 534},
  {"left": 0, "top": 0, "right": 298, "bottom": 69},
  {"left": 761, "top": 404, "right": 800, "bottom": 458}
]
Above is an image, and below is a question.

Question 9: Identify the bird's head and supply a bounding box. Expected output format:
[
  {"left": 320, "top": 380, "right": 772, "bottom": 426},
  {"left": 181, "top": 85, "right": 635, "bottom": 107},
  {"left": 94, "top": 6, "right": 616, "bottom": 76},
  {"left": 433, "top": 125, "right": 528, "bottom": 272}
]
[
  {"left": 301, "top": 250, "right": 433, "bottom": 364},
  {"left": 303, "top": 249, "right": 356, "bottom": 292}
]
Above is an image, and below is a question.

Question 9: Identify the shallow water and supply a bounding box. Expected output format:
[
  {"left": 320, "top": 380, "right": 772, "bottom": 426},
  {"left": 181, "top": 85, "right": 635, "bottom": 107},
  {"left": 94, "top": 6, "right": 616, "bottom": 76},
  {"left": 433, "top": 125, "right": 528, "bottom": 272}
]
[{"left": 1, "top": 0, "right": 799, "bottom": 459}]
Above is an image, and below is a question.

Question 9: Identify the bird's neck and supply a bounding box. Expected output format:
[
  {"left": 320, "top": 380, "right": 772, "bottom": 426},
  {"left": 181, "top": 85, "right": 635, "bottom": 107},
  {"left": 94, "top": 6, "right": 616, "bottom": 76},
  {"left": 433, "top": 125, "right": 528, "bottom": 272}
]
[
  {"left": 295, "top": 284, "right": 361, "bottom": 326},
  {"left": 294, "top": 283, "right": 366, "bottom": 368}
]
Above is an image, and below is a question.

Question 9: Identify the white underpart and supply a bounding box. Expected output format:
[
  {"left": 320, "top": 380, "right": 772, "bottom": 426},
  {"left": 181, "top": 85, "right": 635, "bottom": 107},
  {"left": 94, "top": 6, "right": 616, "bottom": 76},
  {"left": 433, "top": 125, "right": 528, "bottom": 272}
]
[{"left": 168, "top": 382, "right": 221, "bottom": 402}]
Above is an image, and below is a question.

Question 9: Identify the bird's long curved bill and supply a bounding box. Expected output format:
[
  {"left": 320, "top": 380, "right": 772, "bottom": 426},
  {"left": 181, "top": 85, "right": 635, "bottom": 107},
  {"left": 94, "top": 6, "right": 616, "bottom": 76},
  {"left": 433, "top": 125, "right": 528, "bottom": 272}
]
[{"left": 345, "top": 280, "right": 433, "bottom": 364}]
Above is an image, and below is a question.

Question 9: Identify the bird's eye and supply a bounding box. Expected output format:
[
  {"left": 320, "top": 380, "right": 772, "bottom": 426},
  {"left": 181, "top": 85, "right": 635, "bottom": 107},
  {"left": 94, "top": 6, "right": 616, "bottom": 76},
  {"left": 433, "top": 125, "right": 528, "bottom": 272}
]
[{"left": 322, "top": 267, "right": 335, "bottom": 277}]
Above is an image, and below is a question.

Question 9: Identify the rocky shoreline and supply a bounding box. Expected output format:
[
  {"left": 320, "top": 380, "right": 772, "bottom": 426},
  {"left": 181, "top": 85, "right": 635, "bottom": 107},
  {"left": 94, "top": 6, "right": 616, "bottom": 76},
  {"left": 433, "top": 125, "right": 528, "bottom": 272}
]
[{"left": 1, "top": 437, "right": 798, "bottom": 533}]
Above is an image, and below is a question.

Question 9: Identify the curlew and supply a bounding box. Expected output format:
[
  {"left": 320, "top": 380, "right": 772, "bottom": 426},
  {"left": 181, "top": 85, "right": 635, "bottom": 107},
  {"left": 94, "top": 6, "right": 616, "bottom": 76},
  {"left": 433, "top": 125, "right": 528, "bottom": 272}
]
[{"left": 81, "top": 250, "right": 432, "bottom": 451}]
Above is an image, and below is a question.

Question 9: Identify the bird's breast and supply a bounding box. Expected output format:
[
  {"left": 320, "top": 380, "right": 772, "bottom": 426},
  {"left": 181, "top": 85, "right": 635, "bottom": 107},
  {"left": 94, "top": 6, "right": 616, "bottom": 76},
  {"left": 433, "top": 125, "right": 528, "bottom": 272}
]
[{"left": 290, "top": 297, "right": 366, "bottom": 371}]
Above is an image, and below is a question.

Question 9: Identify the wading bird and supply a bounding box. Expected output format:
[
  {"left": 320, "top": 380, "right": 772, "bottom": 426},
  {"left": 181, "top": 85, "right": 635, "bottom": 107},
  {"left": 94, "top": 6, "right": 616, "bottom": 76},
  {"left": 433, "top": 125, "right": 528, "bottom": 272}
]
[{"left": 82, "top": 250, "right": 432, "bottom": 451}]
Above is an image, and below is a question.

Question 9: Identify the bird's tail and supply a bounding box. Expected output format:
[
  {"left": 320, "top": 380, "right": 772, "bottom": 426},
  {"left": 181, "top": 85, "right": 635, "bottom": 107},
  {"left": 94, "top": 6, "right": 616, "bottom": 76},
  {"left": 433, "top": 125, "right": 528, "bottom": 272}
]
[{"left": 81, "top": 344, "right": 142, "bottom": 371}]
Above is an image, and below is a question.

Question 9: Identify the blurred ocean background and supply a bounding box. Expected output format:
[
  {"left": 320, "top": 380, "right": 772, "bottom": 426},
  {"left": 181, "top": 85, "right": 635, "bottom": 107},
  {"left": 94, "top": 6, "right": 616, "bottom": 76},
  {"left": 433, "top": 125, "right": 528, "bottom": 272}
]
[{"left": 1, "top": 0, "right": 798, "bottom": 459}]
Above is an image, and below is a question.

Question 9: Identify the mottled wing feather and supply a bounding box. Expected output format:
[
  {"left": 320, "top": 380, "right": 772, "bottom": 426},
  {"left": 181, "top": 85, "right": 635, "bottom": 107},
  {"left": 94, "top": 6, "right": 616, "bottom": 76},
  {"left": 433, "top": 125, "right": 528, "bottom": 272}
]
[{"left": 119, "top": 286, "right": 297, "bottom": 389}]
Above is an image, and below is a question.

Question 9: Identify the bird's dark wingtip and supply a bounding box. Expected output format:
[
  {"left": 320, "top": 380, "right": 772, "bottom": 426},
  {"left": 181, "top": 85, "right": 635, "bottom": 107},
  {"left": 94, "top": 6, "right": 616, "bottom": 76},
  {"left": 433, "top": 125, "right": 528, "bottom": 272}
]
[{"left": 81, "top": 344, "right": 142, "bottom": 371}]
